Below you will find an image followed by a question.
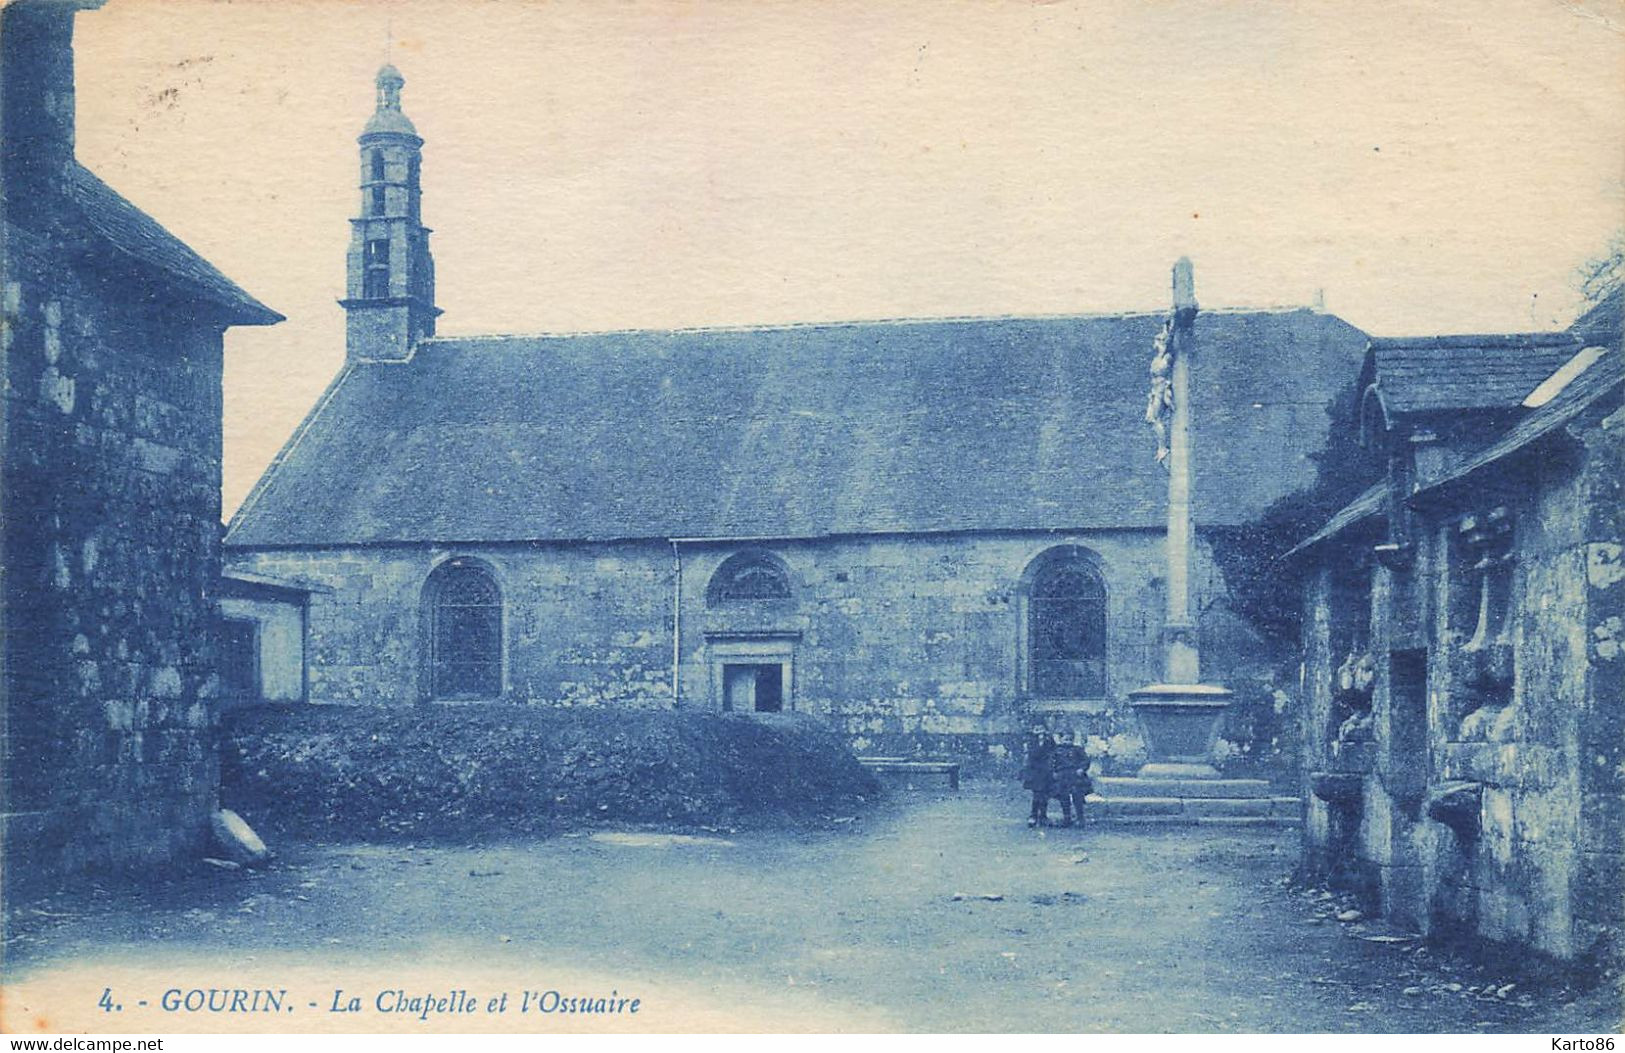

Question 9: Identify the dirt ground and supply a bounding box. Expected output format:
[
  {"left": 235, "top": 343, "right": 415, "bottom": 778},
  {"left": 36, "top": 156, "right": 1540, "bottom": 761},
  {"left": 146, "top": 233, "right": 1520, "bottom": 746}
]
[{"left": 4, "top": 782, "right": 1621, "bottom": 1033}]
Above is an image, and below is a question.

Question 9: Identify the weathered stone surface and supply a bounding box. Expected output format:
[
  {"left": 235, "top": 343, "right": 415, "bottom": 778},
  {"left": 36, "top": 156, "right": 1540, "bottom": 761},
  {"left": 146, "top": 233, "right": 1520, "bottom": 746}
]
[
  {"left": 209, "top": 809, "right": 271, "bottom": 867},
  {"left": 2, "top": 3, "right": 277, "bottom": 886},
  {"left": 1310, "top": 772, "right": 1363, "bottom": 804},
  {"left": 231, "top": 532, "right": 1298, "bottom": 779},
  {"left": 1296, "top": 335, "right": 1623, "bottom": 962}
]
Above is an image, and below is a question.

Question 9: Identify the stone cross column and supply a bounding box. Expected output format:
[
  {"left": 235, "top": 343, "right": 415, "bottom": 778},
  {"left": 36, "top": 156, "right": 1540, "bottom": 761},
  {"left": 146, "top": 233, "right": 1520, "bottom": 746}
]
[
  {"left": 1130, "top": 258, "right": 1232, "bottom": 779},
  {"left": 1163, "top": 257, "right": 1200, "bottom": 684}
]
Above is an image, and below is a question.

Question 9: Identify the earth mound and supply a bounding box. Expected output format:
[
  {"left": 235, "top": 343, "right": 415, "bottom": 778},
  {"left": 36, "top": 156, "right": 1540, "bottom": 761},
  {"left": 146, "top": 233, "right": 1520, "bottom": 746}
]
[{"left": 222, "top": 704, "right": 880, "bottom": 840}]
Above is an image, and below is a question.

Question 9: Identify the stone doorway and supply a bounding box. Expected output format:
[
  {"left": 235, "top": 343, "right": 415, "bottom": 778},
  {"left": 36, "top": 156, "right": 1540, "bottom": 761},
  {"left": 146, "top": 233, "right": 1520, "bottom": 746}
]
[
  {"left": 723, "top": 663, "right": 785, "bottom": 713},
  {"left": 706, "top": 632, "right": 798, "bottom": 714}
]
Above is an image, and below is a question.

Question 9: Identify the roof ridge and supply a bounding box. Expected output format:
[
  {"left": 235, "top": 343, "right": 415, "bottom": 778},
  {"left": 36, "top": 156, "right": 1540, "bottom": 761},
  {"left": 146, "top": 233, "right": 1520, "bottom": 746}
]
[
  {"left": 1369, "top": 332, "right": 1579, "bottom": 348},
  {"left": 418, "top": 305, "right": 1325, "bottom": 344}
]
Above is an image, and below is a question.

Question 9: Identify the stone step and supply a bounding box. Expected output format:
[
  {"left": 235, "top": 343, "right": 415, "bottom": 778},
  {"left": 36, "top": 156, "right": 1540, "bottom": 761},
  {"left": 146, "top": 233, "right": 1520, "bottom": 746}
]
[
  {"left": 1085, "top": 813, "right": 1302, "bottom": 828},
  {"left": 1094, "top": 777, "right": 1282, "bottom": 800},
  {"left": 1087, "top": 795, "right": 1303, "bottom": 819}
]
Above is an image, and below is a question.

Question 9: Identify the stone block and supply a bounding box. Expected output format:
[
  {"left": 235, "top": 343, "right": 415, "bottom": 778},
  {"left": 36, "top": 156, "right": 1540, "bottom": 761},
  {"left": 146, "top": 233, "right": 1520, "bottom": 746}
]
[
  {"left": 1579, "top": 794, "right": 1625, "bottom": 853},
  {"left": 1432, "top": 879, "right": 1477, "bottom": 927},
  {"left": 210, "top": 809, "right": 272, "bottom": 867},
  {"left": 1096, "top": 776, "right": 1273, "bottom": 799},
  {"left": 1477, "top": 887, "right": 1531, "bottom": 944},
  {"left": 1514, "top": 788, "right": 1576, "bottom": 848},
  {"left": 1573, "top": 850, "right": 1625, "bottom": 924},
  {"left": 1183, "top": 796, "right": 1272, "bottom": 818},
  {"left": 1094, "top": 797, "right": 1183, "bottom": 817},
  {"left": 1270, "top": 796, "right": 1304, "bottom": 817},
  {"left": 1380, "top": 863, "right": 1427, "bottom": 931},
  {"left": 1440, "top": 742, "right": 1495, "bottom": 782},
  {"left": 1482, "top": 786, "right": 1514, "bottom": 841},
  {"left": 1305, "top": 798, "right": 1331, "bottom": 847}
]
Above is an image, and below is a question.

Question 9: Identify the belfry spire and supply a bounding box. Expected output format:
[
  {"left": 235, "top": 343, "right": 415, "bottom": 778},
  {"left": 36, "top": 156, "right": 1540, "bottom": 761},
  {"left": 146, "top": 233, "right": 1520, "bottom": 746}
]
[{"left": 340, "top": 64, "right": 439, "bottom": 362}]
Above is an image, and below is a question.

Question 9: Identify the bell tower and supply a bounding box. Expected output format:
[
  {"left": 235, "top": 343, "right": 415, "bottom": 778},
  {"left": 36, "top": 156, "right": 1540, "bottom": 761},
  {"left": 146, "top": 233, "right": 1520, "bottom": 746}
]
[{"left": 340, "top": 64, "right": 440, "bottom": 362}]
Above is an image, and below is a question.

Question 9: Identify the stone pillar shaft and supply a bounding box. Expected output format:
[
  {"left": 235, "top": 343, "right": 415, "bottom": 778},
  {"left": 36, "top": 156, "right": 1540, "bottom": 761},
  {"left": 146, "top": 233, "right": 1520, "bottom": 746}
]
[{"left": 1163, "top": 260, "right": 1199, "bottom": 684}]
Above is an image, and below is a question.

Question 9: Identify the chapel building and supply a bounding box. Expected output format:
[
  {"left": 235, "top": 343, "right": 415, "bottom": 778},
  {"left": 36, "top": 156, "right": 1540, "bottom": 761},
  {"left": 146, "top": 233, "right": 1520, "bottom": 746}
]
[{"left": 224, "top": 67, "right": 1372, "bottom": 772}]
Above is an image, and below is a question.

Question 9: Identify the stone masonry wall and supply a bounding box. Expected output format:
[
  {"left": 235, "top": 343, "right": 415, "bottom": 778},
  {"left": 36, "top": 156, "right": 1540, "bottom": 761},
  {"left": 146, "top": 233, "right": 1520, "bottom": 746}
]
[
  {"left": 231, "top": 528, "right": 1294, "bottom": 777},
  {"left": 1299, "top": 398, "right": 1624, "bottom": 962},
  {"left": 3, "top": 224, "right": 227, "bottom": 880}
]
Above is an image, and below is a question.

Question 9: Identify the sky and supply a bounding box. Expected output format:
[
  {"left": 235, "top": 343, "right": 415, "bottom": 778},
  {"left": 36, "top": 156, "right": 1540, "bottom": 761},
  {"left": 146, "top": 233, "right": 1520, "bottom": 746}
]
[{"left": 68, "top": 0, "right": 1625, "bottom": 515}]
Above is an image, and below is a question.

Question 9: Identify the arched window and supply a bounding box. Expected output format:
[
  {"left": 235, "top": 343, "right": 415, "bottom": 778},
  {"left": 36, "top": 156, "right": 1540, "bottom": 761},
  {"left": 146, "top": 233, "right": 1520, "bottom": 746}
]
[
  {"left": 707, "top": 551, "right": 792, "bottom": 606},
  {"left": 426, "top": 559, "right": 502, "bottom": 699},
  {"left": 1025, "top": 549, "right": 1107, "bottom": 698}
]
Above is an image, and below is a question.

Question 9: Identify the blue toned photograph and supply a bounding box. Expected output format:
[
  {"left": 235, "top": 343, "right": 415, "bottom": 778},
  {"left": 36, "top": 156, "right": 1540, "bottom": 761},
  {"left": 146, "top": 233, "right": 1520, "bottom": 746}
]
[{"left": 2, "top": 0, "right": 1621, "bottom": 1039}]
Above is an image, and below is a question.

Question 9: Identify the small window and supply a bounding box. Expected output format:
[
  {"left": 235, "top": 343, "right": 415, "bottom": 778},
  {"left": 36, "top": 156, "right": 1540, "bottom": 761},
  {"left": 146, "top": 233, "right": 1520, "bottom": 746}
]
[
  {"left": 426, "top": 560, "right": 503, "bottom": 700},
  {"left": 707, "top": 551, "right": 792, "bottom": 605},
  {"left": 363, "top": 238, "right": 390, "bottom": 299},
  {"left": 220, "top": 618, "right": 259, "bottom": 700},
  {"left": 370, "top": 150, "right": 386, "bottom": 182},
  {"left": 370, "top": 185, "right": 386, "bottom": 216}
]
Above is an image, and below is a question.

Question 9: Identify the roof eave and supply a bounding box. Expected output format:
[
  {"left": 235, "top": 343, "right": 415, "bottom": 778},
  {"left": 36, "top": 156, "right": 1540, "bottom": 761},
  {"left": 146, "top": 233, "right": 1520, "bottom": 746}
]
[{"left": 1280, "top": 484, "right": 1387, "bottom": 562}]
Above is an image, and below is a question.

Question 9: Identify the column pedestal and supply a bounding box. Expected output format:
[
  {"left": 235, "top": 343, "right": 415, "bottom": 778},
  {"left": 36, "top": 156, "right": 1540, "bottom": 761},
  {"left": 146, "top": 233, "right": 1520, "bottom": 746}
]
[{"left": 1128, "top": 682, "right": 1233, "bottom": 779}]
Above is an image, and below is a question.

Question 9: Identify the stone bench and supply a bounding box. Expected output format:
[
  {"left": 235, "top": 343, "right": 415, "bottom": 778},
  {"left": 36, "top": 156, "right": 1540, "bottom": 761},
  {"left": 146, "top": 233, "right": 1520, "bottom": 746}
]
[{"left": 856, "top": 757, "right": 961, "bottom": 790}]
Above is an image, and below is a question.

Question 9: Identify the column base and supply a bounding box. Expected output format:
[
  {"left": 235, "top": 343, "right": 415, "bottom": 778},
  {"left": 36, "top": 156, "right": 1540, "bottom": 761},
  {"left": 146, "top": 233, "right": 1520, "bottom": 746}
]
[{"left": 1128, "top": 682, "right": 1233, "bottom": 780}]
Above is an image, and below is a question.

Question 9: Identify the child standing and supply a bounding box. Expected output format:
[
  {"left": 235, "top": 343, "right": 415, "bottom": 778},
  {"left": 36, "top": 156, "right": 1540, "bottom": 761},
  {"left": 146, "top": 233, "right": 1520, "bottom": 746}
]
[
  {"left": 1021, "top": 728, "right": 1055, "bottom": 827},
  {"left": 1049, "top": 732, "right": 1093, "bottom": 827}
]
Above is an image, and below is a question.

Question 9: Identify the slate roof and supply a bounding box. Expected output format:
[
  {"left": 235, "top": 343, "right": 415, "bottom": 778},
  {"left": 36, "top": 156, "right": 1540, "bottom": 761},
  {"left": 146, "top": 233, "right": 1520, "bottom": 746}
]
[
  {"left": 226, "top": 310, "right": 1369, "bottom": 547},
  {"left": 63, "top": 164, "right": 282, "bottom": 326},
  {"left": 1363, "top": 332, "right": 1581, "bottom": 416},
  {"left": 1289, "top": 347, "right": 1623, "bottom": 557},
  {"left": 1281, "top": 484, "right": 1385, "bottom": 561},
  {"left": 1418, "top": 346, "right": 1622, "bottom": 497}
]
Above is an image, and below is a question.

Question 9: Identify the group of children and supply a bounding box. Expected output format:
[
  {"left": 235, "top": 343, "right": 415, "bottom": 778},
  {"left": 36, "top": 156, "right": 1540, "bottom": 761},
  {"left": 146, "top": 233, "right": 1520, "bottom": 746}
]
[{"left": 1020, "top": 729, "right": 1094, "bottom": 827}]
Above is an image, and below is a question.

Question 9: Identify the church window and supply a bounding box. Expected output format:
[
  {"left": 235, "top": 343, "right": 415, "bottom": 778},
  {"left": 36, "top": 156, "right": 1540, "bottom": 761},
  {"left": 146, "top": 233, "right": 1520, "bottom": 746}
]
[
  {"left": 707, "top": 551, "right": 792, "bottom": 605},
  {"left": 427, "top": 559, "right": 503, "bottom": 700},
  {"left": 370, "top": 150, "right": 386, "bottom": 182},
  {"left": 370, "top": 185, "right": 386, "bottom": 216},
  {"left": 1024, "top": 548, "right": 1107, "bottom": 698},
  {"left": 364, "top": 238, "right": 390, "bottom": 298}
]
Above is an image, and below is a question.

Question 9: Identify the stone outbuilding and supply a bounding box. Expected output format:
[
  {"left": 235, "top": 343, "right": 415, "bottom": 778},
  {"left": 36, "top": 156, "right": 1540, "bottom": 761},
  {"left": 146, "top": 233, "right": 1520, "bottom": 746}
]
[
  {"left": 225, "top": 67, "right": 1369, "bottom": 775},
  {"left": 1290, "top": 296, "right": 1623, "bottom": 962},
  {"left": 1, "top": 0, "right": 280, "bottom": 881},
  {"left": 217, "top": 569, "right": 326, "bottom": 707}
]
